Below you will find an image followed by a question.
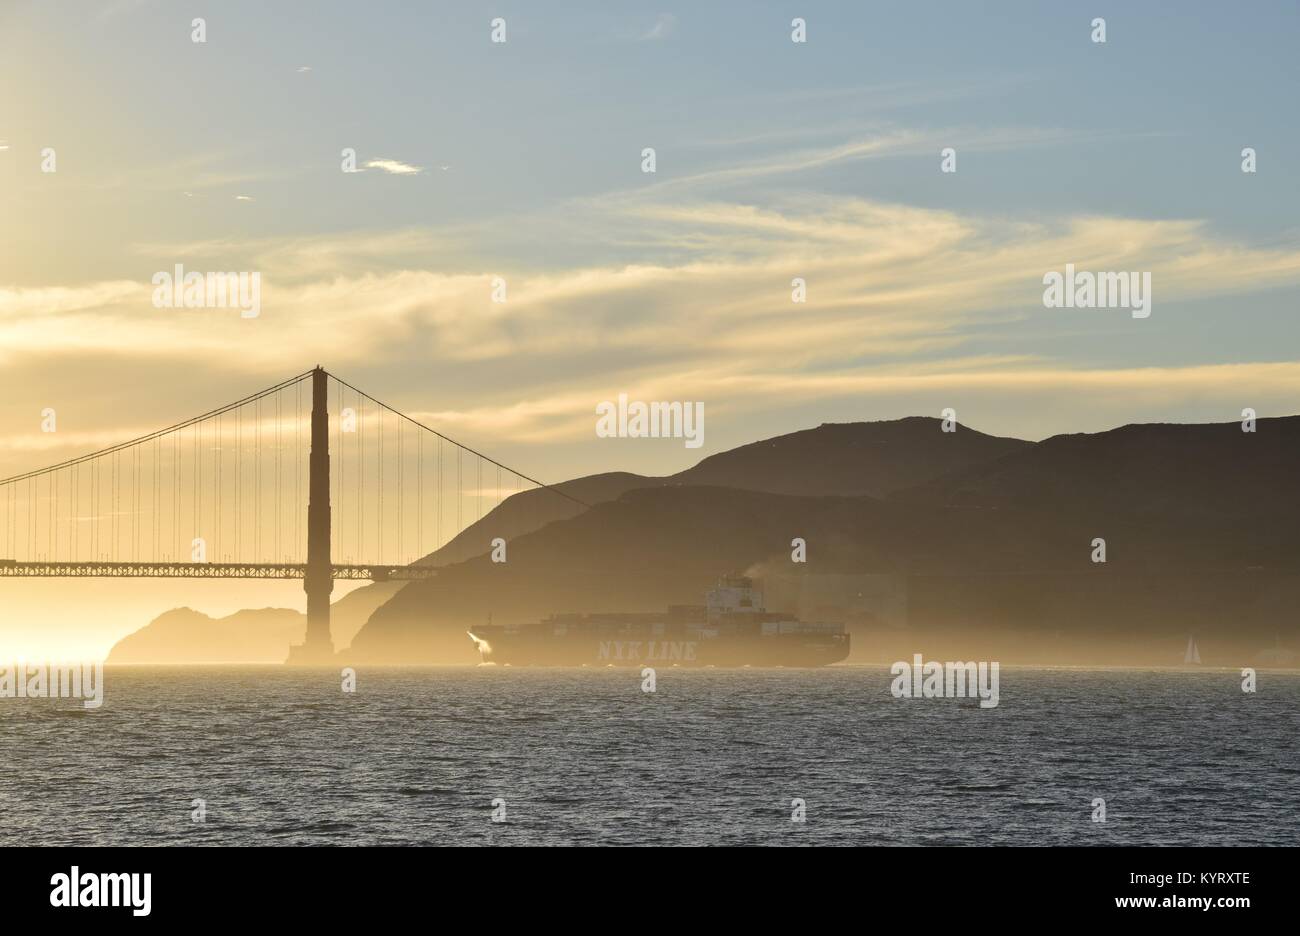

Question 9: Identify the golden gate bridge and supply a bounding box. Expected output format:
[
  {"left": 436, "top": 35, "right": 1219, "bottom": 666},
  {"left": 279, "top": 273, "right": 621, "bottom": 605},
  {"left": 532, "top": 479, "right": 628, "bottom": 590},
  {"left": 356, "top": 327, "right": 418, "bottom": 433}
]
[{"left": 0, "top": 367, "right": 586, "bottom": 661}]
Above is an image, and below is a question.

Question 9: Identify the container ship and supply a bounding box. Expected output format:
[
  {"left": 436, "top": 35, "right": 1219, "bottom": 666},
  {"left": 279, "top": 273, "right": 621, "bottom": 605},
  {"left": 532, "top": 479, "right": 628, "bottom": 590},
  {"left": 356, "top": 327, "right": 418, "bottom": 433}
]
[{"left": 467, "top": 575, "right": 850, "bottom": 667}]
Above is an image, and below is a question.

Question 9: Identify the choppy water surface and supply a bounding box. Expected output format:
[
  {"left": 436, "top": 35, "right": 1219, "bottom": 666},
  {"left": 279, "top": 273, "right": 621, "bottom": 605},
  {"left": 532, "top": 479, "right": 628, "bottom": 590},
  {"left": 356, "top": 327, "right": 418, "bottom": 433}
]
[{"left": 2, "top": 666, "right": 1297, "bottom": 845}]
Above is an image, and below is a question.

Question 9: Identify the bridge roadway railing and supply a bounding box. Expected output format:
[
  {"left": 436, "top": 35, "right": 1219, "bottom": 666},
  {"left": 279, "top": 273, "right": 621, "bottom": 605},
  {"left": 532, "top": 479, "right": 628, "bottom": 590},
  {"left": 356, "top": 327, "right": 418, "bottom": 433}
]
[{"left": 0, "top": 560, "right": 436, "bottom": 582}]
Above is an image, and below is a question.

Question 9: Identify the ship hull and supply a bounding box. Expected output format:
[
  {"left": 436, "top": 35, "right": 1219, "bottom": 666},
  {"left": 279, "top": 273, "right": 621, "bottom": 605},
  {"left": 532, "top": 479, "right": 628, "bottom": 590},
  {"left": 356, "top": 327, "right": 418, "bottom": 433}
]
[{"left": 475, "top": 632, "right": 850, "bottom": 668}]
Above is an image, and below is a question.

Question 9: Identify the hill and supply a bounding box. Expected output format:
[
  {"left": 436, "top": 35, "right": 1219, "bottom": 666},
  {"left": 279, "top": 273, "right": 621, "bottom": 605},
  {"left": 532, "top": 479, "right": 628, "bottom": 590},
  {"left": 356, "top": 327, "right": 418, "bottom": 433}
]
[{"left": 346, "top": 417, "right": 1300, "bottom": 666}]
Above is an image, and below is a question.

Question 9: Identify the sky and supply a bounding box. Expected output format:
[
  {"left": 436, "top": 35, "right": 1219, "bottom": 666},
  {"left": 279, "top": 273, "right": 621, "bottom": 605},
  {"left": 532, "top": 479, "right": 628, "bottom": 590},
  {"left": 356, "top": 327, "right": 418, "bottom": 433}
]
[{"left": 1, "top": 1, "right": 1298, "bottom": 656}]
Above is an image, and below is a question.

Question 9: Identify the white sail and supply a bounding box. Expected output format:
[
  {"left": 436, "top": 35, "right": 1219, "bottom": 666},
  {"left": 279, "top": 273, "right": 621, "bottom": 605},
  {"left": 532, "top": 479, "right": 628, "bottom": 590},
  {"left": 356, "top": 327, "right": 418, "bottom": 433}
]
[{"left": 1184, "top": 636, "right": 1201, "bottom": 665}]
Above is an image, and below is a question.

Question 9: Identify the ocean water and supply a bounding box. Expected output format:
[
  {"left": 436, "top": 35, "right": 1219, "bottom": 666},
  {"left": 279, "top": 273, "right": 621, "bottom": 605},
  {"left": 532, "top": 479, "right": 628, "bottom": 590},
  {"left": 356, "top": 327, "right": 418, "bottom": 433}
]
[{"left": 2, "top": 665, "right": 1297, "bottom": 846}]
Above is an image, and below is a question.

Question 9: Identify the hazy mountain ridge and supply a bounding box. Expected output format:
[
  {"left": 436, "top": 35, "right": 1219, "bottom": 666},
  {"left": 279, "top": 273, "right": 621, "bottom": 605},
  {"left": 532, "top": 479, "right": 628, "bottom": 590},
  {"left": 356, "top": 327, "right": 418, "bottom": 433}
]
[
  {"left": 106, "top": 580, "right": 402, "bottom": 664},
  {"left": 348, "top": 415, "right": 1300, "bottom": 666},
  {"left": 334, "top": 417, "right": 1029, "bottom": 633},
  {"left": 893, "top": 416, "right": 1300, "bottom": 522},
  {"left": 673, "top": 417, "right": 1031, "bottom": 497},
  {"left": 107, "top": 607, "right": 305, "bottom": 664},
  {"left": 428, "top": 418, "right": 1027, "bottom": 564},
  {"left": 424, "top": 471, "right": 655, "bottom": 566}
]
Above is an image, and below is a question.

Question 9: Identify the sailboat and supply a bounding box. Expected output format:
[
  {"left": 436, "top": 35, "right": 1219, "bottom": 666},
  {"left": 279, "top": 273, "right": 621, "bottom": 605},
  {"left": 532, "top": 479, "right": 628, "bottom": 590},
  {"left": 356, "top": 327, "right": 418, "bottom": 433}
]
[{"left": 1184, "top": 635, "right": 1202, "bottom": 665}]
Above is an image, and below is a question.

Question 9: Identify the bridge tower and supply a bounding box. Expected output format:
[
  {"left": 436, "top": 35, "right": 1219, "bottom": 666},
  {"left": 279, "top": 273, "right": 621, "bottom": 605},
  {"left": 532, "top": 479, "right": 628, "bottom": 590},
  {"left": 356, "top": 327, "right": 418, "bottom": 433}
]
[{"left": 288, "top": 366, "right": 334, "bottom": 663}]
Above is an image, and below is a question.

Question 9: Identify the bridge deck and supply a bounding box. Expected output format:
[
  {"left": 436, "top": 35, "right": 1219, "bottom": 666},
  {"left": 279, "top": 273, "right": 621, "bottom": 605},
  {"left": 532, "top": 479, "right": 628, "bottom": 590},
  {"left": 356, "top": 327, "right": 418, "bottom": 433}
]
[{"left": 0, "top": 561, "right": 436, "bottom": 582}]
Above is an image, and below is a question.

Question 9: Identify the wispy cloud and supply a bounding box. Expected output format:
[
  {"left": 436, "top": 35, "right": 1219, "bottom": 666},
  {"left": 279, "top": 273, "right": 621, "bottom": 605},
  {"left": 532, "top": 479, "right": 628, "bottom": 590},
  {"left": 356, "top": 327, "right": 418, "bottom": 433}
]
[
  {"left": 6, "top": 195, "right": 1300, "bottom": 447},
  {"left": 364, "top": 158, "right": 423, "bottom": 176},
  {"left": 627, "top": 126, "right": 1088, "bottom": 198},
  {"left": 639, "top": 13, "right": 677, "bottom": 41}
]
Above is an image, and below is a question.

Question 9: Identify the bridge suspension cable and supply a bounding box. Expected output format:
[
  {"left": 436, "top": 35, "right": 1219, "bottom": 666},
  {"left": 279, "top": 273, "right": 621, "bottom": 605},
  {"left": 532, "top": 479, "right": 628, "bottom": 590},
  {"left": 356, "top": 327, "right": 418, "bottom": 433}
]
[{"left": 1, "top": 368, "right": 586, "bottom": 576}]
